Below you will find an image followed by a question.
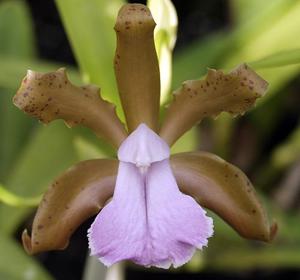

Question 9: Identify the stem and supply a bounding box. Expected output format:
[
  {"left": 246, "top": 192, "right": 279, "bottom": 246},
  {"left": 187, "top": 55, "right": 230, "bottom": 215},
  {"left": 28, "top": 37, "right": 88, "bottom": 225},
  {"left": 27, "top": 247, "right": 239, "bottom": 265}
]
[{"left": 82, "top": 255, "right": 125, "bottom": 280}]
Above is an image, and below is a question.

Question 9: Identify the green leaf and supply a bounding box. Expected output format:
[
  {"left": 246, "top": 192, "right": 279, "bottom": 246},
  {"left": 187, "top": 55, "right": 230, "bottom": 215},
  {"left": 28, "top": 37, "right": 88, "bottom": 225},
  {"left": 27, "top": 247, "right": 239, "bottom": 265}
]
[
  {"left": 222, "top": 1, "right": 300, "bottom": 102},
  {"left": 0, "top": 0, "right": 36, "bottom": 58},
  {"left": 228, "top": 0, "right": 296, "bottom": 49},
  {"left": 148, "top": 0, "right": 177, "bottom": 103},
  {"left": 0, "top": 59, "right": 80, "bottom": 181},
  {"left": 213, "top": 113, "right": 235, "bottom": 159},
  {"left": 0, "top": 89, "right": 35, "bottom": 181},
  {"left": 172, "top": 32, "right": 232, "bottom": 91},
  {"left": 172, "top": 0, "right": 294, "bottom": 90},
  {"left": 0, "top": 56, "right": 81, "bottom": 90},
  {"left": 55, "top": 0, "right": 124, "bottom": 115},
  {"left": 172, "top": 0, "right": 300, "bottom": 105},
  {"left": 0, "top": 122, "right": 78, "bottom": 234},
  {"left": 0, "top": 232, "right": 52, "bottom": 280},
  {"left": 73, "top": 136, "right": 111, "bottom": 160},
  {"left": 249, "top": 48, "right": 300, "bottom": 69},
  {"left": 206, "top": 210, "right": 300, "bottom": 270},
  {"left": 0, "top": 184, "right": 40, "bottom": 207},
  {"left": 230, "top": 0, "right": 289, "bottom": 26},
  {"left": 0, "top": 58, "right": 80, "bottom": 182},
  {"left": 0, "top": 0, "right": 37, "bottom": 180},
  {"left": 171, "top": 127, "right": 198, "bottom": 154}
]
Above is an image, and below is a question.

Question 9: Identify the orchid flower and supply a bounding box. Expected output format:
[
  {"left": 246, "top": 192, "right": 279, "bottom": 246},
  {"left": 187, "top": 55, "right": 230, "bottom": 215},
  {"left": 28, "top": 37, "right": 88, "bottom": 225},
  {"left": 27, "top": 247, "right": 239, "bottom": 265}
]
[{"left": 13, "top": 3, "right": 276, "bottom": 269}]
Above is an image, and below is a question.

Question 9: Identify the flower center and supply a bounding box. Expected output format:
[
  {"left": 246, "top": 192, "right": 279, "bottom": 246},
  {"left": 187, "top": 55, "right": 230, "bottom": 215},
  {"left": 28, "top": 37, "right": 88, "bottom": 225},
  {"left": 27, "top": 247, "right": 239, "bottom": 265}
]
[{"left": 117, "top": 123, "right": 170, "bottom": 173}]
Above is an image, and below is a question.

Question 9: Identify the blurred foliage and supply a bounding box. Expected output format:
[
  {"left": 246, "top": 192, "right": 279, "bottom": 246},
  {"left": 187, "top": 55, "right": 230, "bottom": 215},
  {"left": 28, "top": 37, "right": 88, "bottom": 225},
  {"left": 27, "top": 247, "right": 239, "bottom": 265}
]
[
  {"left": 0, "top": 232, "right": 53, "bottom": 280},
  {"left": 249, "top": 48, "right": 300, "bottom": 69},
  {"left": 272, "top": 126, "right": 300, "bottom": 169},
  {"left": 148, "top": 0, "right": 177, "bottom": 103},
  {"left": 0, "top": 1, "right": 53, "bottom": 279},
  {"left": 0, "top": 0, "right": 35, "bottom": 58},
  {"left": 55, "top": 0, "right": 125, "bottom": 117},
  {"left": 0, "top": 184, "right": 40, "bottom": 207},
  {"left": 1, "top": 0, "right": 300, "bottom": 279}
]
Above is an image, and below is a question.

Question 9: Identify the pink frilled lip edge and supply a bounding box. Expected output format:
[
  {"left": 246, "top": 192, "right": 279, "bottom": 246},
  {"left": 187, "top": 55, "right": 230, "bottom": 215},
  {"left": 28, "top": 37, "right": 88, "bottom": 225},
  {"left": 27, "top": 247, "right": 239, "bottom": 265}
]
[{"left": 88, "top": 124, "right": 214, "bottom": 268}]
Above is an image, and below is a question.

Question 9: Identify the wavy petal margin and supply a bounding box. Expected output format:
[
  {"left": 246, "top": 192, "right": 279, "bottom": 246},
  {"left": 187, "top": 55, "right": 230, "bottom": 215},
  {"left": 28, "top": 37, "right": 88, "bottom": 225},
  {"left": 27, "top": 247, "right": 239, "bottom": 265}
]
[
  {"left": 13, "top": 68, "right": 127, "bottom": 148},
  {"left": 160, "top": 64, "right": 268, "bottom": 146},
  {"left": 22, "top": 159, "right": 117, "bottom": 254},
  {"left": 145, "top": 159, "right": 213, "bottom": 268},
  {"left": 88, "top": 159, "right": 213, "bottom": 269},
  {"left": 170, "top": 152, "right": 277, "bottom": 242},
  {"left": 88, "top": 162, "right": 146, "bottom": 266}
]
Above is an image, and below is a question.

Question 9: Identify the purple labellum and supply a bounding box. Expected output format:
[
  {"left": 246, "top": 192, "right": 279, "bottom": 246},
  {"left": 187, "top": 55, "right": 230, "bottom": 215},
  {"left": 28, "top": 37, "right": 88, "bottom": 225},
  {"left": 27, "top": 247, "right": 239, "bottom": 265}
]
[{"left": 88, "top": 124, "right": 213, "bottom": 268}]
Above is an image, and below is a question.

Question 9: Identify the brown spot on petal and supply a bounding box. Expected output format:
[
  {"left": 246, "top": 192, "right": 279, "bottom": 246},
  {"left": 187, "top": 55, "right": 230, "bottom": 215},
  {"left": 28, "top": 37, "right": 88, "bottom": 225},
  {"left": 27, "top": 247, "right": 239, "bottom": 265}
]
[
  {"left": 21, "top": 159, "right": 118, "bottom": 254},
  {"left": 114, "top": 4, "right": 160, "bottom": 132},
  {"left": 13, "top": 68, "right": 127, "bottom": 148},
  {"left": 38, "top": 224, "right": 44, "bottom": 230},
  {"left": 171, "top": 152, "right": 274, "bottom": 242},
  {"left": 160, "top": 64, "right": 268, "bottom": 146}
]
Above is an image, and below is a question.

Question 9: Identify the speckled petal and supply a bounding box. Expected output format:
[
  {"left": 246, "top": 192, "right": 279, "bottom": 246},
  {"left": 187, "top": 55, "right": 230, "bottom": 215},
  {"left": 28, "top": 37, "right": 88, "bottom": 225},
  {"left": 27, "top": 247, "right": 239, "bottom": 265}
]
[
  {"left": 22, "top": 159, "right": 117, "bottom": 255},
  {"left": 171, "top": 152, "right": 277, "bottom": 242},
  {"left": 160, "top": 64, "right": 268, "bottom": 146},
  {"left": 114, "top": 4, "right": 160, "bottom": 132},
  {"left": 144, "top": 159, "right": 213, "bottom": 268},
  {"left": 88, "top": 162, "right": 146, "bottom": 266},
  {"left": 13, "top": 69, "right": 127, "bottom": 148}
]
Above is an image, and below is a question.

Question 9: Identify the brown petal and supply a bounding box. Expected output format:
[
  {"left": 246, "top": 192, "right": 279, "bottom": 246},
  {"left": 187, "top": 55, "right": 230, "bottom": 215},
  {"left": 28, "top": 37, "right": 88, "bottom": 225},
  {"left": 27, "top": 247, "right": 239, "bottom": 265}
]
[
  {"left": 160, "top": 64, "right": 268, "bottom": 146},
  {"left": 114, "top": 4, "right": 160, "bottom": 132},
  {"left": 170, "top": 152, "right": 277, "bottom": 242},
  {"left": 13, "top": 68, "right": 127, "bottom": 148},
  {"left": 22, "top": 159, "right": 117, "bottom": 254}
]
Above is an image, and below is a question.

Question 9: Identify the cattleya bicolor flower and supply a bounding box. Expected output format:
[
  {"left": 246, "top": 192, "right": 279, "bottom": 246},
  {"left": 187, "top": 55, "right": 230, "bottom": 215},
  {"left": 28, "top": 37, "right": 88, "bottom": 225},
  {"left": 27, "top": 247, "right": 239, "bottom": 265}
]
[{"left": 13, "top": 4, "right": 276, "bottom": 268}]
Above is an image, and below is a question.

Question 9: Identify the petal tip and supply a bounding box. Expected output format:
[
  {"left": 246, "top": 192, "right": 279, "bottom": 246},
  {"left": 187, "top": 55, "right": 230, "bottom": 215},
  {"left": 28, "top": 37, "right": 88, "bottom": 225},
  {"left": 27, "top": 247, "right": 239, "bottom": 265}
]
[
  {"left": 269, "top": 221, "right": 278, "bottom": 242},
  {"left": 26, "top": 69, "right": 35, "bottom": 79},
  {"left": 22, "top": 229, "right": 33, "bottom": 255},
  {"left": 232, "top": 63, "right": 269, "bottom": 97},
  {"left": 115, "top": 4, "right": 156, "bottom": 32}
]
